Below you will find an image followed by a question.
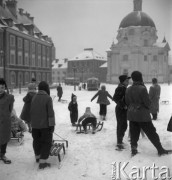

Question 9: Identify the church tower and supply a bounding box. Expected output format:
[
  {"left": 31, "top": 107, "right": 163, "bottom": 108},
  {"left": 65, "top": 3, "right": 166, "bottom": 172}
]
[{"left": 106, "top": 0, "right": 170, "bottom": 83}]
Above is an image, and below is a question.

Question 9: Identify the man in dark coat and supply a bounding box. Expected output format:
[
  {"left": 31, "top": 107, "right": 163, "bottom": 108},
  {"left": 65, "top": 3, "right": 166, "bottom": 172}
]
[
  {"left": 149, "top": 78, "right": 161, "bottom": 120},
  {"left": 113, "top": 75, "right": 130, "bottom": 150},
  {"left": 30, "top": 81, "right": 55, "bottom": 169},
  {"left": 57, "top": 83, "right": 63, "bottom": 101},
  {"left": 125, "top": 71, "right": 171, "bottom": 156},
  {"left": 0, "top": 78, "right": 14, "bottom": 164}
]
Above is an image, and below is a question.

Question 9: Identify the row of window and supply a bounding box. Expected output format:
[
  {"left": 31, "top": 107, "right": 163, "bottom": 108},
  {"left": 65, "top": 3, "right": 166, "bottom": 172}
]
[
  {"left": 10, "top": 35, "right": 50, "bottom": 56},
  {"left": 10, "top": 71, "right": 50, "bottom": 86},
  {"left": 9, "top": 50, "right": 50, "bottom": 67}
]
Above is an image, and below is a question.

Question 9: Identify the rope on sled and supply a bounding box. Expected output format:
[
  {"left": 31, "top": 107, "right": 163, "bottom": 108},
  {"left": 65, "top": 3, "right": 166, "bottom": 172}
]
[{"left": 53, "top": 132, "right": 68, "bottom": 147}]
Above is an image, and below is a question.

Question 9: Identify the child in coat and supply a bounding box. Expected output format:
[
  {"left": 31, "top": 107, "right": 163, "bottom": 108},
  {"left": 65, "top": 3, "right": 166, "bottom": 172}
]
[
  {"left": 77, "top": 107, "right": 97, "bottom": 134},
  {"left": 68, "top": 94, "right": 78, "bottom": 126}
]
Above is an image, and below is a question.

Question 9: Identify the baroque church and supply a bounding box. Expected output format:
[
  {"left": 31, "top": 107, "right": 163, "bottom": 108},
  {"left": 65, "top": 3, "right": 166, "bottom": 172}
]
[{"left": 107, "top": 0, "right": 170, "bottom": 83}]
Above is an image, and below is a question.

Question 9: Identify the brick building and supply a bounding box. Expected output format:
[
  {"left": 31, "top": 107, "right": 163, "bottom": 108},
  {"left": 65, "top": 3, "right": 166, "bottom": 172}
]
[
  {"left": 0, "top": 0, "right": 55, "bottom": 88},
  {"left": 67, "top": 48, "right": 107, "bottom": 83}
]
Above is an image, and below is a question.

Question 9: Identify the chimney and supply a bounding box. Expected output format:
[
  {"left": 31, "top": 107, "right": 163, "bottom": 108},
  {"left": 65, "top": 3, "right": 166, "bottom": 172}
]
[
  {"left": 6, "top": 0, "right": 17, "bottom": 17},
  {"left": 18, "top": 8, "right": 23, "bottom": 15},
  {"left": 29, "top": 17, "right": 34, "bottom": 22},
  {"left": 133, "top": 0, "right": 142, "bottom": 11}
]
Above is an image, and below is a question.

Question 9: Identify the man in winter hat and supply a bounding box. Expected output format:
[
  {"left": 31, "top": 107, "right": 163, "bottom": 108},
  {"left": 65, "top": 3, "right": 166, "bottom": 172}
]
[
  {"left": 125, "top": 71, "right": 172, "bottom": 156},
  {"left": 113, "top": 74, "right": 130, "bottom": 150}
]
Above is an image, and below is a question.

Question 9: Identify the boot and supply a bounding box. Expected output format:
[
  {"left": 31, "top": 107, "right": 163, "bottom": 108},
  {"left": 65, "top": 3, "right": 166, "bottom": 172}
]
[
  {"left": 0, "top": 153, "right": 11, "bottom": 164},
  {"left": 158, "top": 149, "right": 172, "bottom": 156},
  {"left": 131, "top": 146, "right": 138, "bottom": 156}
]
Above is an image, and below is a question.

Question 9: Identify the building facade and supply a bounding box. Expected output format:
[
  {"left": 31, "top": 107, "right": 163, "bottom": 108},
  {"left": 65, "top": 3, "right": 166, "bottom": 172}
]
[
  {"left": 52, "top": 58, "right": 67, "bottom": 84},
  {"left": 67, "top": 48, "right": 107, "bottom": 83},
  {"left": 0, "top": 0, "right": 55, "bottom": 88},
  {"left": 107, "top": 0, "right": 170, "bottom": 83}
]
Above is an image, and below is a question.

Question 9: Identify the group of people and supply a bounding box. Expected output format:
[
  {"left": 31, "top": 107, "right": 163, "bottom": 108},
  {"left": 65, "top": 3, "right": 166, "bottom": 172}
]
[
  {"left": 0, "top": 78, "right": 55, "bottom": 169},
  {"left": 0, "top": 70, "right": 171, "bottom": 170}
]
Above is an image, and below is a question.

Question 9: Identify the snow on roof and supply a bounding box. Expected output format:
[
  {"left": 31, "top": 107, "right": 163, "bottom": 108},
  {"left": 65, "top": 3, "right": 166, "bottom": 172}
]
[
  {"left": 68, "top": 48, "right": 107, "bottom": 61},
  {"left": 52, "top": 59, "right": 67, "bottom": 69}
]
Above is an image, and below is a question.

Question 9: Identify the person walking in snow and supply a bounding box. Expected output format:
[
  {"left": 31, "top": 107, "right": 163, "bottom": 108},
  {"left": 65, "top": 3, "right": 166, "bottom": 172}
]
[
  {"left": 77, "top": 107, "right": 97, "bottom": 134},
  {"left": 57, "top": 83, "right": 63, "bottom": 101},
  {"left": 125, "top": 71, "right": 171, "bottom": 156},
  {"left": 68, "top": 93, "right": 78, "bottom": 126},
  {"left": 20, "top": 83, "right": 37, "bottom": 133},
  {"left": 91, "top": 85, "right": 113, "bottom": 120},
  {"left": 0, "top": 78, "right": 14, "bottom": 164},
  {"left": 30, "top": 81, "right": 55, "bottom": 169},
  {"left": 113, "top": 75, "right": 131, "bottom": 150},
  {"left": 149, "top": 78, "right": 161, "bottom": 120}
]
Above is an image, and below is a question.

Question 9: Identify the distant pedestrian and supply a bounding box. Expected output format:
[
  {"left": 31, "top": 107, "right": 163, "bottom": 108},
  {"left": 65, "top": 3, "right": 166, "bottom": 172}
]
[
  {"left": 113, "top": 75, "right": 130, "bottom": 150},
  {"left": 68, "top": 93, "right": 78, "bottom": 126},
  {"left": 91, "top": 85, "right": 113, "bottom": 120},
  {"left": 57, "top": 83, "right": 63, "bottom": 101},
  {"left": 125, "top": 71, "right": 171, "bottom": 156},
  {"left": 20, "top": 83, "right": 37, "bottom": 133},
  {"left": 30, "top": 81, "right": 55, "bottom": 169},
  {"left": 77, "top": 107, "right": 97, "bottom": 134},
  {"left": 0, "top": 78, "right": 14, "bottom": 164},
  {"left": 149, "top": 78, "right": 161, "bottom": 120}
]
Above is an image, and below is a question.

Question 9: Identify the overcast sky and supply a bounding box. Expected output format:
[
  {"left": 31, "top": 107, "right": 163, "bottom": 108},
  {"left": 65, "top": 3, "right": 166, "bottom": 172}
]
[{"left": 17, "top": 0, "right": 172, "bottom": 59}]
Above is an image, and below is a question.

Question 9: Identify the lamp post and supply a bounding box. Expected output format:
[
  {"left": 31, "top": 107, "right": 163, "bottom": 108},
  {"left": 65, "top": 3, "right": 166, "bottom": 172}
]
[
  {"left": 0, "top": 50, "right": 5, "bottom": 80},
  {"left": 72, "top": 66, "right": 77, "bottom": 91},
  {"left": 81, "top": 67, "right": 84, "bottom": 83}
]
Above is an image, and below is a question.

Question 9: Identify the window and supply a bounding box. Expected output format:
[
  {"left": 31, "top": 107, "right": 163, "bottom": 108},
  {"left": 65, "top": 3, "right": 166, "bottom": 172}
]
[
  {"left": 24, "top": 40, "right": 29, "bottom": 51},
  {"left": 47, "top": 58, "right": 49, "bottom": 67},
  {"left": 24, "top": 53, "right": 29, "bottom": 66},
  {"left": 31, "top": 55, "right": 36, "bottom": 67},
  {"left": 144, "top": 39, "right": 148, "bottom": 47},
  {"left": 38, "top": 44, "right": 41, "bottom": 54},
  {"left": 18, "top": 38, "right": 22, "bottom": 49},
  {"left": 38, "top": 56, "right": 41, "bottom": 67},
  {"left": 10, "top": 71, "right": 16, "bottom": 85},
  {"left": 42, "top": 46, "right": 45, "bottom": 56},
  {"left": 25, "top": 72, "right": 29, "bottom": 84},
  {"left": 47, "top": 73, "right": 50, "bottom": 82},
  {"left": 144, "top": 55, "right": 147, "bottom": 61},
  {"left": 42, "top": 57, "right": 46, "bottom": 67},
  {"left": 42, "top": 73, "right": 46, "bottom": 81},
  {"left": 31, "top": 42, "right": 36, "bottom": 53},
  {"left": 10, "top": 50, "right": 15, "bottom": 65},
  {"left": 18, "top": 52, "right": 23, "bottom": 65},
  {"left": 123, "top": 55, "right": 128, "bottom": 62},
  {"left": 153, "top": 55, "right": 157, "bottom": 61},
  {"left": 10, "top": 35, "right": 15, "bottom": 47},
  {"left": 123, "top": 69, "right": 128, "bottom": 75}
]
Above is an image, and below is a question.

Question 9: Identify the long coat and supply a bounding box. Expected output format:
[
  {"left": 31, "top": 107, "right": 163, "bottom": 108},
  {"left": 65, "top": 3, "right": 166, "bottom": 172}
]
[
  {"left": 57, "top": 86, "right": 63, "bottom": 98},
  {"left": 0, "top": 92, "right": 14, "bottom": 145},
  {"left": 91, "top": 90, "right": 112, "bottom": 105},
  {"left": 149, "top": 84, "right": 161, "bottom": 114},
  {"left": 68, "top": 101, "right": 78, "bottom": 123},
  {"left": 20, "top": 92, "right": 36, "bottom": 123},
  {"left": 125, "top": 82, "right": 152, "bottom": 122},
  {"left": 30, "top": 90, "right": 55, "bottom": 129}
]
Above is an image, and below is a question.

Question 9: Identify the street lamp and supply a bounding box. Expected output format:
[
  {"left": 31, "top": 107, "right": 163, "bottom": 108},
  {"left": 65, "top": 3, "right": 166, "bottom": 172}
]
[
  {"left": 72, "top": 66, "right": 77, "bottom": 91},
  {"left": 81, "top": 67, "right": 84, "bottom": 83},
  {"left": 0, "top": 50, "right": 5, "bottom": 80}
]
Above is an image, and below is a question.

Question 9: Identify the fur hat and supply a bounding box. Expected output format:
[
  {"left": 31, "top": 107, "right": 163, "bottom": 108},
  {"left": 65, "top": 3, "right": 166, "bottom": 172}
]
[
  {"left": 152, "top": 78, "right": 157, "bottom": 84},
  {"left": 131, "top": 71, "right": 143, "bottom": 82},
  {"left": 119, "top": 75, "right": 131, "bottom": 83},
  {"left": 71, "top": 93, "right": 76, "bottom": 100},
  {"left": 28, "top": 83, "right": 36, "bottom": 91},
  {"left": 38, "top": 81, "right": 50, "bottom": 95}
]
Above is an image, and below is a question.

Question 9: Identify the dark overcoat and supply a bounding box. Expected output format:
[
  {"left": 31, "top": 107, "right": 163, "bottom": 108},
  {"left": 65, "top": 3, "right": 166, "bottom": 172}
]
[
  {"left": 125, "top": 82, "right": 152, "bottom": 122},
  {"left": 20, "top": 92, "right": 36, "bottom": 123},
  {"left": 30, "top": 90, "right": 55, "bottom": 129},
  {"left": 149, "top": 84, "right": 161, "bottom": 114},
  {"left": 0, "top": 92, "right": 14, "bottom": 145},
  {"left": 57, "top": 86, "right": 63, "bottom": 98}
]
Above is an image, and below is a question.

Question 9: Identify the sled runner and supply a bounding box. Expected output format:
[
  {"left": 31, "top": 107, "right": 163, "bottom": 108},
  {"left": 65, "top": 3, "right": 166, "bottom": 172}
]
[
  {"left": 50, "top": 133, "right": 68, "bottom": 168},
  {"left": 76, "top": 121, "right": 104, "bottom": 134},
  {"left": 161, "top": 100, "right": 169, "bottom": 105},
  {"left": 10, "top": 130, "right": 24, "bottom": 145}
]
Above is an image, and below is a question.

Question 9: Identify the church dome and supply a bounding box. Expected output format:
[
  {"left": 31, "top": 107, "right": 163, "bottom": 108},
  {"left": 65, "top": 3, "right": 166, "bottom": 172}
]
[{"left": 119, "top": 11, "right": 156, "bottom": 29}]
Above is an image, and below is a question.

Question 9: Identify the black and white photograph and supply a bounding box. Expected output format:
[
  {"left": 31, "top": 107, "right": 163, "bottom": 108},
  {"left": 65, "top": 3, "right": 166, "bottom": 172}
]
[{"left": 0, "top": 0, "right": 172, "bottom": 179}]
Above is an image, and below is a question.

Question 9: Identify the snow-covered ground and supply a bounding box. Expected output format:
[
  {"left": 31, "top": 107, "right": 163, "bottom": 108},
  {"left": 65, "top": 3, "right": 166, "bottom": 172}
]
[{"left": 0, "top": 83, "right": 172, "bottom": 180}]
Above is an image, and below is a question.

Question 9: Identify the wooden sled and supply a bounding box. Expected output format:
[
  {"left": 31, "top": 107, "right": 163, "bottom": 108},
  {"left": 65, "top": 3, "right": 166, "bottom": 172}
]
[
  {"left": 50, "top": 133, "right": 68, "bottom": 168},
  {"left": 76, "top": 121, "right": 104, "bottom": 134},
  {"left": 10, "top": 131, "right": 24, "bottom": 145}
]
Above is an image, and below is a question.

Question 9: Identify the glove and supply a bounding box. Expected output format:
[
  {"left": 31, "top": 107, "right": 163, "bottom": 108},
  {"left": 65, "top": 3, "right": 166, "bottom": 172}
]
[{"left": 49, "top": 126, "right": 55, "bottom": 133}]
